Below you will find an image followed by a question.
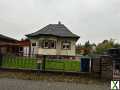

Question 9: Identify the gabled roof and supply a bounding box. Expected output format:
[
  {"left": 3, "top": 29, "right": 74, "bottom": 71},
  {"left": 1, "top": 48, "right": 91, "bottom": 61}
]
[
  {"left": 26, "top": 22, "right": 80, "bottom": 39},
  {"left": 0, "top": 34, "right": 18, "bottom": 42}
]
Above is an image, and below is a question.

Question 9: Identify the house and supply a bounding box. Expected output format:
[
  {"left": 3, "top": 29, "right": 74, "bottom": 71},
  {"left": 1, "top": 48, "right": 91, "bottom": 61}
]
[
  {"left": 17, "top": 39, "right": 31, "bottom": 56},
  {"left": 0, "top": 34, "right": 19, "bottom": 55},
  {"left": 26, "top": 22, "right": 80, "bottom": 56}
]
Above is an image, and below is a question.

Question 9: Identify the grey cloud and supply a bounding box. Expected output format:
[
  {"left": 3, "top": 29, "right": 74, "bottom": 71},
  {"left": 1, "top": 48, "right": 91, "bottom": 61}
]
[{"left": 0, "top": 0, "right": 120, "bottom": 44}]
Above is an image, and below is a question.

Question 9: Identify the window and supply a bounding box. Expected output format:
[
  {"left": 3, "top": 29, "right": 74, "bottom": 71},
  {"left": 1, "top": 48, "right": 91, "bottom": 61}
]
[
  {"left": 62, "top": 40, "right": 71, "bottom": 50},
  {"left": 19, "top": 47, "right": 23, "bottom": 52},
  {"left": 50, "top": 40, "right": 56, "bottom": 48},
  {"left": 115, "top": 65, "right": 120, "bottom": 70},
  {"left": 44, "top": 41, "right": 49, "bottom": 48},
  {"left": 32, "top": 43, "right": 36, "bottom": 46},
  {"left": 42, "top": 40, "right": 56, "bottom": 49}
]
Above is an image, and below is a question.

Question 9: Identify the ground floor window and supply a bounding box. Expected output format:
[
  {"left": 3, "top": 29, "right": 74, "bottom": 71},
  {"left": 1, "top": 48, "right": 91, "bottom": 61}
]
[
  {"left": 19, "top": 47, "right": 23, "bottom": 52},
  {"left": 44, "top": 41, "right": 49, "bottom": 48},
  {"left": 62, "top": 40, "right": 71, "bottom": 50},
  {"left": 115, "top": 60, "right": 120, "bottom": 71},
  {"left": 32, "top": 43, "right": 36, "bottom": 46},
  {"left": 41, "top": 40, "right": 56, "bottom": 49}
]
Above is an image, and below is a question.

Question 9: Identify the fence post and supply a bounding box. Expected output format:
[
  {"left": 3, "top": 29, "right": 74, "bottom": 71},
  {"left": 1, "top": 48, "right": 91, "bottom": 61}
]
[
  {"left": 42, "top": 55, "right": 46, "bottom": 72},
  {"left": 99, "top": 57, "right": 102, "bottom": 79},
  {"left": 0, "top": 51, "right": 3, "bottom": 67},
  {"left": 91, "top": 58, "right": 93, "bottom": 72}
]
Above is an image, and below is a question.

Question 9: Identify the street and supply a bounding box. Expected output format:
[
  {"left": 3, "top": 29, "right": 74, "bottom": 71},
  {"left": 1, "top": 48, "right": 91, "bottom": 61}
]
[{"left": 0, "top": 78, "right": 109, "bottom": 90}]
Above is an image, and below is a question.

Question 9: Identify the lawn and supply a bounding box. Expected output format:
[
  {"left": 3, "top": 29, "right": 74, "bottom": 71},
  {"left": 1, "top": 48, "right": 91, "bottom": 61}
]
[
  {"left": 1, "top": 56, "right": 37, "bottom": 69},
  {"left": 45, "top": 59, "right": 80, "bottom": 72}
]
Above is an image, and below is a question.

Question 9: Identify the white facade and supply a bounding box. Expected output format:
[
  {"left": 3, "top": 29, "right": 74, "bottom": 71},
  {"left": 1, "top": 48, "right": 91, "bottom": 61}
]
[
  {"left": 30, "top": 36, "right": 77, "bottom": 56},
  {"left": 23, "top": 46, "right": 30, "bottom": 56}
]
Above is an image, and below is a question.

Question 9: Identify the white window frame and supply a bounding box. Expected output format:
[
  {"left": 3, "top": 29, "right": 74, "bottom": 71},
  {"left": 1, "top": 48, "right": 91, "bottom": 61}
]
[
  {"left": 62, "top": 40, "right": 71, "bottom": 50},
  {"left": 42, "top": 40, "right": 56, "bottom": 49}
]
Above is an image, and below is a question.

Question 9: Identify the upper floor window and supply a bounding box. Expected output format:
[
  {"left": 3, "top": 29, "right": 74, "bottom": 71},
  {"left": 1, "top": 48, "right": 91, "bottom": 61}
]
[{"left": 62, "top": 40, "right": 71, "bottom": 50}]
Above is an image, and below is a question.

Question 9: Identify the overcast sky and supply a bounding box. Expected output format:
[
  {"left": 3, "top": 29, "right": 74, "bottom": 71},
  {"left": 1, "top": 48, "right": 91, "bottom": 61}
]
[{"left": 0, "top": 0, "right": 120, "bottom": 44}]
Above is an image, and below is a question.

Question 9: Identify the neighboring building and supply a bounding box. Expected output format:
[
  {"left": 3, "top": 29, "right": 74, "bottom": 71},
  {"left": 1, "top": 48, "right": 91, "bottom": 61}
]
[
  {"left": 76, "top": 44, "right": 96, "bottom": 55},
  {"left": 0, "top": 34, "right": 18, "bottom": 54},
  {"left": 92, "top": 48, "right": 120, "bottom": 80},
  {"left": 77, "top": 48, "right": 90, "bottom": 55},
  {"left": 107, "top": 48, "right": 120, "bottom": 80},
  {"left": 17, "top": 39, "right": 31, "bottom": 56},
  {"left": 26, "top": 22, "right": 80, "bottom": 56}
]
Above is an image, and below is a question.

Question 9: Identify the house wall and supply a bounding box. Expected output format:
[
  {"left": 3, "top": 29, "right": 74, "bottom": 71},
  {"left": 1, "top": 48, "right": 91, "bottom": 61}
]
[
  {"left": 30, "top": 39, "right": 39, "bottom": 55},
  {"left": 30, "top": 36, "right": 77, "bottom": 56},
  {"left": 17, "top": 39, "right": 31, "bottom": 56},
  {"left": 0, "top": 40, "right": 7, "bottom": 53},
  {"left": 0, "top": 41, "right": 7, "bottom": 44},
  {"left": 0, "top": 47, "right": 7, "bottom": 54},
  {"left": 56, "top": 38, "right": 76, "bottom": 55},
  {"left": 23, "top": 46, "right": 30, "bottom": 56},
  {"left": 38, "top": 48, "right": 57, "bottom": 55},
  {"left": 0, "top": 40, "right": 18, "bottom": 54}
]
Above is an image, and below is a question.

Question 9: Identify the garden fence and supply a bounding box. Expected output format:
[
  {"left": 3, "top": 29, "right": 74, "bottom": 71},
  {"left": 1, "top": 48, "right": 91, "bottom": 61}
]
[{"left": 0, "top": 54, "right": 81, "bottom": 72}]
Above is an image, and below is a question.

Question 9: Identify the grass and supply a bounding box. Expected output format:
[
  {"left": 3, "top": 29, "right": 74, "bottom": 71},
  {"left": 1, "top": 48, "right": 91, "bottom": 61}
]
[
  {"left": 1, "top": 56, "right": 80, "bottom": 72},
  {"left": 45, "top": 60, "right": 80, "bottom": 72},
  {"left": 1, "top": 56, "right": 37, "bottom": 69}
]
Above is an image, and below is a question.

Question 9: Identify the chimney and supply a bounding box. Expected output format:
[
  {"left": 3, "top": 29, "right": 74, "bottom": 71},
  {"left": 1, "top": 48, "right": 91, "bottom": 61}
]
[{"left": 58, "top": 21, "right": 61, "bottom": 24}]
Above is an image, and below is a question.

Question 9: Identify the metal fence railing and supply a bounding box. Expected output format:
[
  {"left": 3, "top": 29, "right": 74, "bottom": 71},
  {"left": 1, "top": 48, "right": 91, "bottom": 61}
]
[
  {"left": 1, "top": 54, "right": 38, "bottom": 70},
  {"left": 0, "top": 53, "right": 120, "bottom": 80}
]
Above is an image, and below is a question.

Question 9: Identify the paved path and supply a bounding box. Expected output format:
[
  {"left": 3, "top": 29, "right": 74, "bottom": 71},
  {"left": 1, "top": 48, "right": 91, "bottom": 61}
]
[{"left": 0, "top": 78, "right": 109, "bottom": 90}]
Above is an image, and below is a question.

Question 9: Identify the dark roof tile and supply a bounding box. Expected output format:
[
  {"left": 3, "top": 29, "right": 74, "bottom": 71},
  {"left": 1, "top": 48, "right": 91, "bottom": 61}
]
[
  {"left": 0, "top": 34, "right": 17, "bottom": 42},
  {"left": 26, "top": 23, "right": 80, "bottom": 39}
]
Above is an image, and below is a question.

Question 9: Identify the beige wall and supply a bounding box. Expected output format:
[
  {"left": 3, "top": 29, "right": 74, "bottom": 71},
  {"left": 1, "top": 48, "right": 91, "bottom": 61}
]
[
  {"left": 23, "top": 46, "right": 30, "bottom": 56},
  {"left": 56, "top": 38, "right": 76, "bottom": 55},
  {"left": 30, "top": 39, "right": 39, "bottom": 55},
  {"left": 38, "top": 48, "right": 57, "bottom": 55},
  {"left": 30, "top": 36, "right": 77, "bottom": 56}
]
